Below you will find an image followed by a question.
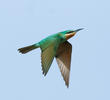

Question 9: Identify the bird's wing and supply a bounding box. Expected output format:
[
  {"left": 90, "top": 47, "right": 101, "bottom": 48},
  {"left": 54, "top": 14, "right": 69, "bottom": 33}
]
[
  {"left": 55, "top": 41, "right": 72, "bottom": 87},
  {"left": 41, "top": 39, "right": 59, "bottom": 76}
]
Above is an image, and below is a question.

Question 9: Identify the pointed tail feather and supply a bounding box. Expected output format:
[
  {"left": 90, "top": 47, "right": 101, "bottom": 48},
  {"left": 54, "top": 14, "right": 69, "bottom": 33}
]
[{"left": 18, "top": 44, "right": 39, "bottom": 54}]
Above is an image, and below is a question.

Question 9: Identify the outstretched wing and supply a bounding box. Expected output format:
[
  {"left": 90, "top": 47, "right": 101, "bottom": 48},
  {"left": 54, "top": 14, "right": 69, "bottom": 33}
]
[
  {"left": 40, "top": 39, "right": 59, "bottom": 76},
  {"left": 55, "top": 41, "right": 72, "bottom": 87}
]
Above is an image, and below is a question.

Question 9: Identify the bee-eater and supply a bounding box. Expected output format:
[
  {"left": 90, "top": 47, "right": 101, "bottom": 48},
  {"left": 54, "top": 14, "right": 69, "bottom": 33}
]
[{"left": 18, "top": 28, "right": 83, "bottom": 87}]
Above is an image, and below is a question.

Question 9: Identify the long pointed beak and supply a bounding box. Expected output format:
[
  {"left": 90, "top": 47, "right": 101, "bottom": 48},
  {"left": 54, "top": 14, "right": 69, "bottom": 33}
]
[
  {"left": 74, "top": 28, "right": 84, "bottom": 32},
  {"left": 65, "top": 28, "right": 84, "bottom": 40}
]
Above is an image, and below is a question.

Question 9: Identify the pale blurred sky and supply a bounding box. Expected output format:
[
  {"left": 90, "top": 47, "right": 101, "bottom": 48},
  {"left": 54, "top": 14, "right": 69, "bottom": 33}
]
[{"left": 0, "top": 0, "right": 110, "bottom": 100}]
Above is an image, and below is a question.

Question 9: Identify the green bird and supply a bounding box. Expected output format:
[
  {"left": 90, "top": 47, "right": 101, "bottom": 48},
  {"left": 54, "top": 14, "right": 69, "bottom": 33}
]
[{"left": 18, "top": 28, "right": 83, "bottom": 87}]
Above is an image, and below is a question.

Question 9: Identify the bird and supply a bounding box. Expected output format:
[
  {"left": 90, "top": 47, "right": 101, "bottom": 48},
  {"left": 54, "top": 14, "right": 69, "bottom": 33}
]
[{"left": 18, "top": 28, "right": 83, "bottom": 87}]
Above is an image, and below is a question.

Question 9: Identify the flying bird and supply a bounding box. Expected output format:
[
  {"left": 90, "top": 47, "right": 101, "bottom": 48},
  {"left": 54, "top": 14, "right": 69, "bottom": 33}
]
[{"left": 18, "top": 28, "right": 83, "bottom": 87}]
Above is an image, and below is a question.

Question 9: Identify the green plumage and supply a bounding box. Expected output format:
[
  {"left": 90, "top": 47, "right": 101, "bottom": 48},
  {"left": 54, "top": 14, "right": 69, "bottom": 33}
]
[{"left": 18, "top": 29, "right": 83, "bottom": 87}]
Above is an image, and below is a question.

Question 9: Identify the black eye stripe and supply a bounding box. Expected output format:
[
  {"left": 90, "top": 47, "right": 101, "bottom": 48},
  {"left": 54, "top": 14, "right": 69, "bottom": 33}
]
[{"left": 66, "top": 31, "right": 74, "bottom": 34}]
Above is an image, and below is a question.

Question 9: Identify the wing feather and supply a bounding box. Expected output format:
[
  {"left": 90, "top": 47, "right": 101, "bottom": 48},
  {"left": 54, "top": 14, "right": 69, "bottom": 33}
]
[
  {"left": 41, "top": 39, "right": 59, "bottom": 76},
  {"left": 56, "top": 41, "right": 72, "bottom": 87}
]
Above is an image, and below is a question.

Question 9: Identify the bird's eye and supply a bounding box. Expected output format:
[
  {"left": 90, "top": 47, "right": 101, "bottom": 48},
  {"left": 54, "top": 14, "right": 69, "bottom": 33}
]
[{"left": 66, "top": 31, "right": 74, "bottom": 34}]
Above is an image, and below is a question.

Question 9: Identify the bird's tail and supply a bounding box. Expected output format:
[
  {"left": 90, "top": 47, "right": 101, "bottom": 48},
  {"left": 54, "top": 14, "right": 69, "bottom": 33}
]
[{"left": 18, "top": 43, "right": 40, "bottom": 54}]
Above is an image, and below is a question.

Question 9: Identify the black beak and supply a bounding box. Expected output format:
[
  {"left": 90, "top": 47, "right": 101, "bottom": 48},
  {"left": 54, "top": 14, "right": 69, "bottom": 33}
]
[{"left": 74, "top": 28, "right": 84, "bottom": 32}]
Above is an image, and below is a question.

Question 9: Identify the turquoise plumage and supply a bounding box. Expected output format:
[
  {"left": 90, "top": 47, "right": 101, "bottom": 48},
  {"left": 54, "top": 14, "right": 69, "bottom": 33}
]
[{"left": 18, "top": 28, "right": 83, "bottom": 87}]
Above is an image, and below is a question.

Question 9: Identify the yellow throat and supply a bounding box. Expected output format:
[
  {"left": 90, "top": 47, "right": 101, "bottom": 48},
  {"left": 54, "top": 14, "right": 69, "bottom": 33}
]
[{"left": 65, "top": 32, "right": 76, "bottom": 40}]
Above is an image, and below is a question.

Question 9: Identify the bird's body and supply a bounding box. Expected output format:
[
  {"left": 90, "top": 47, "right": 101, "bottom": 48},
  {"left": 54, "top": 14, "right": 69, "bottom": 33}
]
[
  {"left": 18, "top": 29, "right": 83, "bottom": 87},
  {"left": 38, "top": 30, "right": 70, "bottom": 49}
]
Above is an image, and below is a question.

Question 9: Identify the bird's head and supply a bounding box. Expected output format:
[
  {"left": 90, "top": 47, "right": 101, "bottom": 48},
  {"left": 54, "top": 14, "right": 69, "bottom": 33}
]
[{"left": 61, "top": 28, "right": 84, "bottom": 40}]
